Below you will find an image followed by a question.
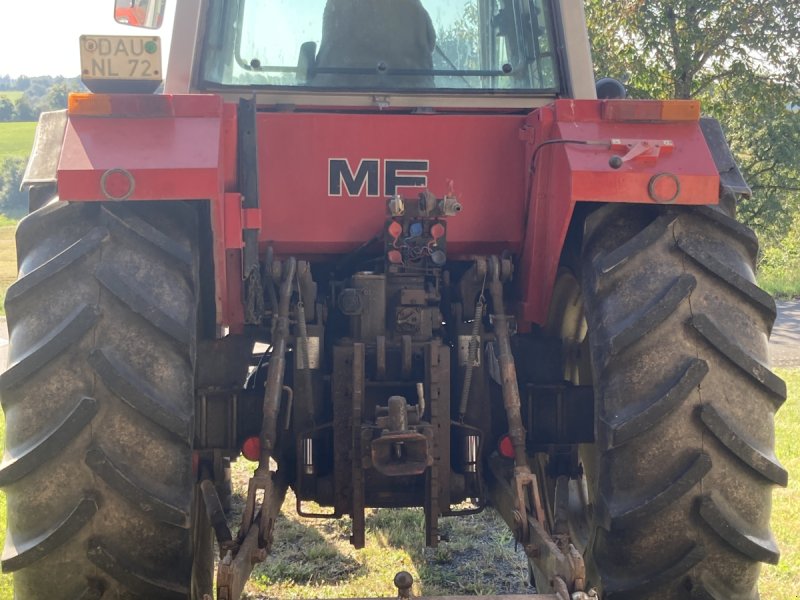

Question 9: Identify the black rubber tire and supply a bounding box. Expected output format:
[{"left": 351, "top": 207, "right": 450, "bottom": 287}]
[
  {"left": 0, "top": 200, "right": 204, "bottom": 599},
  {"left": 579, "top": 202, "right": 787, "bottom": 599}
]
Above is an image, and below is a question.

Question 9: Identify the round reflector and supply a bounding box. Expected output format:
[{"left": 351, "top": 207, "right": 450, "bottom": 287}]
[
  {"left": 498, "top": 434, "right": 515, "bottom": 459},
  {"left": 242, "top": 436, "right": 261, "bottom": 462}
]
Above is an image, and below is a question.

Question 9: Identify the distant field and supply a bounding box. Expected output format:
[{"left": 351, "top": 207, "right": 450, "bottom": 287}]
[
  {"left": 0, "top": 122, "right": 36, "bottom": 160},
  {"left": 0, "top": 91, "right": 23, "bottom": 102}
]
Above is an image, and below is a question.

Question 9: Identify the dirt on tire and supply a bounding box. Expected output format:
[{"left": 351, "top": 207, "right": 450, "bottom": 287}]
[
  {"left": 0, "top": 200, "right": 201, "bottom": 599},
  {"left": 580, "top": 203, "right": 786, "bottom": 599}
]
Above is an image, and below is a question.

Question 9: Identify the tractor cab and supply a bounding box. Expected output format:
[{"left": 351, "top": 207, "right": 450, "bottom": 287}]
[{"left": 154, "top": 0, "right": 597, "bottom": 104}]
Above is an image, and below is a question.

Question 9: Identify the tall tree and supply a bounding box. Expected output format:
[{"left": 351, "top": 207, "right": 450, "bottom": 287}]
[{"left": 585, "top": 0, "right": 800, "bottom": 246}]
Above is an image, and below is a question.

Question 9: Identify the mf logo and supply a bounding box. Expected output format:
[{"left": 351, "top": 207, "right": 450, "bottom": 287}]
[{"left": 329, "top": 158, "right": 429, "bottom": 197}]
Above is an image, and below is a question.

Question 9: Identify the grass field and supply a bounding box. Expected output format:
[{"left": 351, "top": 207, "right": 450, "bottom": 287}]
[
  {"left": 760, "top": 268, "right": 800, "bottom": 300},
  {"left": 0, "top": 122, "right": 36, "bottom": 160},
  {"left": 0, "top": 224, "right": 17, "bottom": 315},
  {"left": 0, "top": 92, "right": 23, "bottom": 103}
]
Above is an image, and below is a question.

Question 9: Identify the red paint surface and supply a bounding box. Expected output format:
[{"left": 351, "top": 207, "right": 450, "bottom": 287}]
[
  {"left": 257, "top": 113, "right": 528, "bottom": 256},
  {"left": 58, "top": 104, "right": 224, "bottom": 203},
  {"left": 517, "top": 100, "right": 719, "bottom": 324},
  {"left": 56, "top": 95, "right": 720, "bottom": 332}
]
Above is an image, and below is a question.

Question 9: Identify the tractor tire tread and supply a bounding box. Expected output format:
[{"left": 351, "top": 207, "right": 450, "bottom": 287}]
[
  {"left": 607, "top": 273, "right": 696, "bottom": 357},
  {"left": 5, "top": 226, "right": 108, "bottom": 305},
  {"left": 699, "top": 404, "right": 787, "bottom": 486},
  {"left": 0, "top": 303, "right": 100, "bottom": 392},
  {"left": 601, "top": 543, "right": 706, "bottom": 600},
  {"left": 697, "top": 492, "right": 780, "bottom": 565},
  {"left": 594, "top": 213, "right": 677, "bottom": 277},
  {"left": 95, "top": 263, "right": 192, "bottom": 346},
  {"left": 85, "top": 445, "right": 191, "bottom": 528},
  {"left": 598, "top": 451, "right": 711, "bottom": 530},
  {"left": 87, "top": 540, "right": 189, "bottom": 600},
  {"left": 88, "top": 347, "right": 192, "bottom": 443},
  {"left": 1, "top": 496, "right": 99, "bottom": 572},
  {"left": 582, "top": 204, "right": 783, "bottom": 599},
  {"left": 0, "top": 397, "right": 99, "bottom": 486},
  {"left": 1, "top": 200, "right": 199, "bottom": 598},
  {"left": 675, "top": 235, "right": 776, "bottom": 324},
  {"left": 690, "top": 312, "right": 786, "bottom": 402},
  {"left": 602, "top": 358, "right": 709, "bottom": 448}
]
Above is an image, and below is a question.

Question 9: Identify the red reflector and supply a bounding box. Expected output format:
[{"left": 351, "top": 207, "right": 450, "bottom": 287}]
[
  {"left": 498, "top": 434, "right": 515, "bottom": 459},
  {"left": 242, "top": 436, "right": 261, "bottom": 462}
]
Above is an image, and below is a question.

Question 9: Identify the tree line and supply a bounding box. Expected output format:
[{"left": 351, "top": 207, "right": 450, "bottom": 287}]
[
  {"left": 0, "top": 75, "right": 83, "bottom": 122},
  {"left": 586, "top": 0, "right": 800, "bottom": 284}
]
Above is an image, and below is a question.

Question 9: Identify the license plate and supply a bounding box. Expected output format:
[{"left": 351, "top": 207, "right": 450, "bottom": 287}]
[{"left": 80, "top": 35, "right": 162, "bottom": 82}]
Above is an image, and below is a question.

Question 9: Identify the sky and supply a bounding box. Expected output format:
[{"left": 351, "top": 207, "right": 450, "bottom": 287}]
[{"left": 0, "top": 0, "right": 175, "bottom": 78}]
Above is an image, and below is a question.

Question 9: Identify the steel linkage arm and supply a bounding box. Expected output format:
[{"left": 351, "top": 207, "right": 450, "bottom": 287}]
[
  {"left": 486, "top": 256, "right": 546, "bottom": 547},
  {"left": 216, "top": 258, "right": 296, "bottom": 600}
]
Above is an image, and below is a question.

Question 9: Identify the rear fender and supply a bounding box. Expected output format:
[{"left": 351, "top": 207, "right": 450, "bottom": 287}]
[
  {"left": 54, "top": 94, "right": 247, "bottom": 331},
  {"left": 517, "top": 99, "right": 722, "bottom": 326}
]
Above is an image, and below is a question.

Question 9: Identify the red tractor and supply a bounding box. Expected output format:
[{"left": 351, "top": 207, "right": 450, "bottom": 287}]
[{"left": 3, "top": 1, "right": 785, "bottom": 599}]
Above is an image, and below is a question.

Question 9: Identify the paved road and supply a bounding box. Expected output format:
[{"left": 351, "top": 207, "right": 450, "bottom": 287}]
[
  {"left": 771, "top": 300, "right": 800, "bottom": 368},
  {"left": 0, "top": 302, "right": 798, "bottom": 373}
]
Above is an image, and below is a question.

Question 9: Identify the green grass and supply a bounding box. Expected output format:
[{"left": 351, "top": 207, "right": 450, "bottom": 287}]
[
  {"left": 0, "top": 412, "right": 11, "bottom": 597},
  {"left": 0, "top": 92, "right": 23, "bottom": 103},
  {"left": 0, "top": 122, "right": 36, "bottom": 160},
  {"left": 0, "top": 225, "right": 17, "bottom": 316},
  {"left": 235, "top": 485, "right": 528, "bottom": 599},
  {"left": 759, "top": 368, "right": 800, "bottom": 599},
  {"left": 759, "top": 268, "right": 800, "bottom": 299}
]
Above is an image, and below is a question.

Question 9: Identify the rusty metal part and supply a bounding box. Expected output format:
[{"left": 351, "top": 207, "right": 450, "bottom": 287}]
[
  {"left": 487, "top": 264, "right": 527, "bottom": 470},
  {"left": 424, "top": 340, "right": 450, "bottom": 547},
  {"left": 237, "top": 259, "right": 294, "bottom": 541},
  {"left": 244, "top": 263, "right": 266, "bottom": 324},
  {"left": 199, "top": 479, "right": 233, "bottom": 552},
  {"left": 458, "top": 291, "right": 484, "bottom": 422},
  {"left": 376, "top": 335, "right": 387, "bottom": 379},
  {"left": 371, "top": 429, "right": 432, "bottom": 477},
  {"left": 351, "top": 342, "right": 366, "bottom": 548},
  {"left": 487, "top": 456, "right": 586, "bottom": 596},
  {"left": 260, "top": 257, "right": 296, "bottom": 466},
  {"left": 401, "top": 335, "right": 412, "bottom": 377},
  {"left": 487, "top": 255, "right": 543, "bottom": 547},
  {"left": 217, "top": 478, "right": 288, "bottom": 600},
  {"left": 552, "top": 578, "right": 570, "bottom": 600},
  {"left": 395, "top": 571, "right": 414, "bottom": 598}
]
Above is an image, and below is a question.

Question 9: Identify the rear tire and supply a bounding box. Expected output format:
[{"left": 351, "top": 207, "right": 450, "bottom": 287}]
[
  {"left": 580, "top": 203, "right": 787, "bottom": 599},
  {"left": 1, "top": 200, "right": 204, "bottom": 599}
]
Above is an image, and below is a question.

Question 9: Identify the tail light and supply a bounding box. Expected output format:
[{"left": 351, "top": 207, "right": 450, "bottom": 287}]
[
  {"left": 241, "top": 436, "right": 261, "bottom": 462},
  {"left": 498, "top": 434, "right": 515, "bottom": 459},
  {"left": 602, "top": 99, "right": 700, "bottom": 122},
  {"left": 67, "top": 92, "right": 221, "bottom": 118}
]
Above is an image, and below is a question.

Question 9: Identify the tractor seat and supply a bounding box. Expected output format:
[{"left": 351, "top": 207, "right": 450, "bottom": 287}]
[{"left": 311, "top": 0, "right": 437, "bottom": 88}]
